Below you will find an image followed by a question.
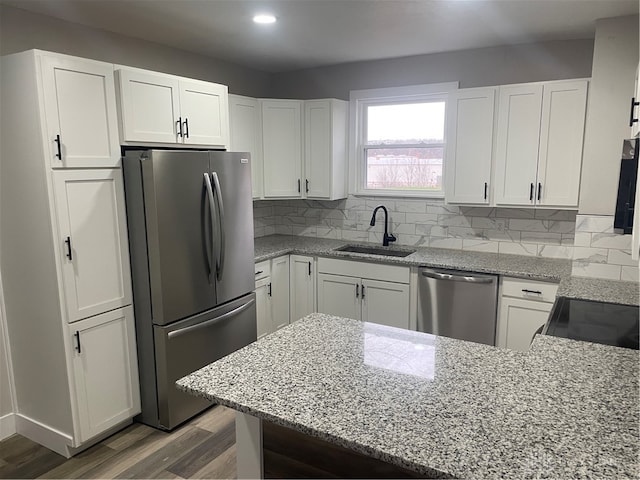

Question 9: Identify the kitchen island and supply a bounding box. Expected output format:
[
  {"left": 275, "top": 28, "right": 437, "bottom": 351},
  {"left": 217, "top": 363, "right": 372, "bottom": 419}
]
[{"left": 176, "top": 313, "right": 639, "bottom": 479}]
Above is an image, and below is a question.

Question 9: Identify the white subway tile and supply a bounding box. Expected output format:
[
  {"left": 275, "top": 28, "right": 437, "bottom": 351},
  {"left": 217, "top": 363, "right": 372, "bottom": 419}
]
[
  {"left": 575, "top": 215, "right": 614, "bottom": 233},
  {"left": 316, "top": 227, "right": 339, "bottom": 239},
  {"left": 398, "top": 234, "right": 430, "bottom": 247},
  {"left": 447, "top": 227, "right": 484, "bottom": 239},
  {"left": 340, "top": 230, "right": 369, "bottom": 242},
  {"left": 572, "top": 247, "right": 609, "bottom": 263},
  {"left": 590, "top": 232, "right": 633, "bottom": 250},
  {"left": 537, "top": 245, "right": 574, "bottom": 259},
  {"left": 394, "top": 200, "right": 427, "bottom": 213},
  {"left": 459, "top": 207, "right": 495, "bottom": 217},
  {"left": 471, "top": 217, "right": 506, "bottom": 230},
  {"left": 406, "top": 213, "right": 439, "bottom": 224},
  {"left": 438, "top": 215, "right": 472, "bottom": 227},
  {"left": 498, "top": 242, "right": 538, "bottom": 256},
  {"left": 495, "top": 208, "right": 535, "bottom": 219},
  {"left": 520, "top": 232, "right": 562, "bottom": 245},
  {"left": 573, "top": 232, "right": 591, "bottom": 247},
  {"left": 429, "top": 237, "right": 463, "bottom": 249},
  {"left": 415, "top": 224, "right": 435, "bottom": 235},
  {"left": 462, "top": 239, "right": 499, "bottom": 253},
  {"left": 571, "top": 262, "right": 622, "bottom": 280},
  {"left": 546, "top": 221, "right": 576, "bottom": 234},
  {"left": 607, "top": 249, "right": 638, "bottom": 266},
  {"left": 621, "top": 266, "right": 640, "bottom": 283},
  {"left": 508, "top": 219, "right": 548, "bottom": 232},
  {"left": 534, "top": 210, "right": 577, "bottom": 221}
]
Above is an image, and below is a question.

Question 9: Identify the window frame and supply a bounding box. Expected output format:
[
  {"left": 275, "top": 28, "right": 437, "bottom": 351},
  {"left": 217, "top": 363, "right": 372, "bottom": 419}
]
[{"left": 349, "top": 82, "right": 458, "bottom": 198}]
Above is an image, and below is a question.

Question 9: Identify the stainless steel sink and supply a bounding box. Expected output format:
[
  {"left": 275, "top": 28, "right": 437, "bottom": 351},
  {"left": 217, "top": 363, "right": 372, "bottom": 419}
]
[{"left": 334, "top": 244, "right": 416, "bottom": 257}]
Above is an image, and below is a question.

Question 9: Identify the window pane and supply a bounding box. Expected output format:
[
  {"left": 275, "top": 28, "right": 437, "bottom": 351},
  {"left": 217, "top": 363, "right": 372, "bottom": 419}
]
[
  {"left": 366, "top": 102, "right": 445, "bottom": 145},
  {"left": 366, "top": 147, "right": 443, "bottom": 190}
]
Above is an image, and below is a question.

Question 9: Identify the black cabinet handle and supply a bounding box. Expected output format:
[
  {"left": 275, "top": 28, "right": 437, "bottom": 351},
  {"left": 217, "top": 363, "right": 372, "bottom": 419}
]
[
  {"left": 74, "top": 331, "right": 81, "bottom": 353},
  {"left": 361, "top": 284, "right": 365, "bottom": 299},
  {"left": 183, "top": 118, "right": 189, "bottom": 138},
  {"left": 355, "top": 284, "right": 359, "bottom": 298},
  {"left": 529, "top": 183, "right": 534, "bottom": 201},
  {"left": 297, "top": 179, "right": 301, "bottom": 193},
  {"left": 255, "top": 270, "right": 263, "bottom": 275},
  {"left": 305, "top": 179, "right": 309, "bottom": 193},
  {"left": 484, "top": 182, "right": 488, "bottom": 200},
  {"left": 629, "top": 97, "right": 639, "bottom": 127},
  {"left": 65, "top": 236, "right": 73, "bottom": 261},
  {"left": 54, "top": 135, "right": 62, "bottom": 160},
  {"left": 537, "top": 183, "right": 542, "bottom": 202},
  {"left": 522, "top": 289, "right": 542, "bottom": 295},
  {"left": 176, "top": 117, "right": 183, "bottom": 137},
  {"left": 308, "top": 261, "right": 311, "bottom": 276},
  {"left": 268, "top": 282, "right": 272, "bottom": 297}
]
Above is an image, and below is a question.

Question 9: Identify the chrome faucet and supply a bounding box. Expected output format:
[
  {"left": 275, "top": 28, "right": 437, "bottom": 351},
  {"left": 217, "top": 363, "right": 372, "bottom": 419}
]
[{"left": 370, "top": 205, "right": 396, "bottom": 246}]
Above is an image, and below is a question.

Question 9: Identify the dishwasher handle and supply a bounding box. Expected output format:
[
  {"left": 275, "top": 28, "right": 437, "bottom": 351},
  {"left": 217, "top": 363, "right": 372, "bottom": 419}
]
[{"left": 420, "top": 268, "right": 495, "bottom": 284}]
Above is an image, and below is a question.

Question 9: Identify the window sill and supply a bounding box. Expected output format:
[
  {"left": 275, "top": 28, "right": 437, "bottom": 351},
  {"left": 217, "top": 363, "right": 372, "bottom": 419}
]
[{"left": 352, "top": 189, "right": 445, "bottom": 199}]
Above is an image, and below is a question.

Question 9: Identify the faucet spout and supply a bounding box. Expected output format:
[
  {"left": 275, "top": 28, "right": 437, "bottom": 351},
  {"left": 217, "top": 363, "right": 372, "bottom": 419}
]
[{"left": 370, "top": 205, "right": 396, "bottom": 247}]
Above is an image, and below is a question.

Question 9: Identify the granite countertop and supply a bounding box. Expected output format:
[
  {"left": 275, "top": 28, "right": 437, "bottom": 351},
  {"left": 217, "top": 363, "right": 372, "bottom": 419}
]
[
  {"left": 254, "top": 235, "right": 639, "bottom": 306},
  {"left": 177, "top": 313, "right": 640, "bottom": 479}
]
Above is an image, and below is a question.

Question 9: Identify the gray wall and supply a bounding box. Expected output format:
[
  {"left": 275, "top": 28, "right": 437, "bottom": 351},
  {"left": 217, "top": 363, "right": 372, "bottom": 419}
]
[
  {"left": 0, "top": 4, "right": 272, "bottom": 97},
  {"left": 0, "top": 279, "right": 13, "bottom": 422},
  {"left": 269, "top": 39, "right": 595, "bottom": 100},
  {"left": 579, "top": 15, "right": 639, "bottom": 215}
]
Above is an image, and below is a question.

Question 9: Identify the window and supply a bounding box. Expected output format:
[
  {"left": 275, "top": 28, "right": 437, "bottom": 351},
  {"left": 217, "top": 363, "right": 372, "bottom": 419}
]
[{"left": 350, "top": 83, "right": 457, "bottom": 197}]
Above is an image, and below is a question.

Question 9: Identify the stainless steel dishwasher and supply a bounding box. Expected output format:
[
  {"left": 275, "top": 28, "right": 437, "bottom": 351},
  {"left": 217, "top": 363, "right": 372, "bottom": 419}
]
[{"left": 418, "top": 267, "right": 498, "bottom": 346}]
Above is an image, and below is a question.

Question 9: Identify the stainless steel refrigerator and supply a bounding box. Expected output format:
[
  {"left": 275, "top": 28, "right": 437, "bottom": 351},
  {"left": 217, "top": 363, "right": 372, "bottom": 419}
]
[{"left": 123, "top": 149, "right": 256, "bottom": 430}]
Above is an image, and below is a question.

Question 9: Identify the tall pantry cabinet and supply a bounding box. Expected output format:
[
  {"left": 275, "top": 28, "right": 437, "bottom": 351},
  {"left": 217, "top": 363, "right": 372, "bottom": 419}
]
[{"left": 0, "top": 50, "right": 140, "bottom": 456}]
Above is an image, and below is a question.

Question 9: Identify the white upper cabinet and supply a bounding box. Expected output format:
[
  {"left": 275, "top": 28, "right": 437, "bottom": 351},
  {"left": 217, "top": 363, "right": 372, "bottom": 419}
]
[
  {"left": 229, "top": 95, "right": 263, "bottom": 199},
  {"left": 117, "top": 68, "right": 229, "bottom": 148},
  {"left": 179, "top": 79, "right": 229, "bottom": 146},
  {"left": 261, "top": 99, "right": 303, "bottom": 198},
  {"left": 494, "top": 84, "right": 544, "bottom": 206},
  {"left": 494, "top": 80, "right": 588, "bottom": 208},
  {"left": 304, "top": 99, "right": 348, "bottom": 200},
  {"left": 536, "top": 81, "right": 588, "bottom": 207},
  {"left": 445, "top": 87, "right": 496, "bottom": 204},
  {"left": 40, "top": 55, "right": 120, "bottom": 168},
  {"left": 53, "top": 169, "right": 133, "bottom": 322}
]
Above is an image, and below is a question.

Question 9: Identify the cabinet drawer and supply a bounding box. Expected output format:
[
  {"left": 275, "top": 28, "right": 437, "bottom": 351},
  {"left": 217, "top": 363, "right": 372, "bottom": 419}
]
[
  {"left": 501, "top": 277, "right": 558, "bottom": 303},
  {"left": 317, "top": 257, "right": 410, "bottom": 284},
  {"left": 254, "top": 260, "right": 271, "bottom": 281}
]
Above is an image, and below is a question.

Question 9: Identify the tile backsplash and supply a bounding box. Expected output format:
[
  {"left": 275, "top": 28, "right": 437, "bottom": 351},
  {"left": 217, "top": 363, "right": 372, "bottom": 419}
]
[
  {"left": 254, "top": 196, "right": 577, "bottom": 257},
  {"left": 254, "top": 198, "right": 639, "bottom": 283},
  {"left": 572, "top": 215, "right": 639, "bottom": 282}
]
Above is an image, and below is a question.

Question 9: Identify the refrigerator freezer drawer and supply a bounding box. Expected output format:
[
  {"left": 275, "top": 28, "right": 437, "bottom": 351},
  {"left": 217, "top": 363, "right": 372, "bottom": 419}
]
[{"left": 153, "top": 292, "right": 257, "bottom": 430}]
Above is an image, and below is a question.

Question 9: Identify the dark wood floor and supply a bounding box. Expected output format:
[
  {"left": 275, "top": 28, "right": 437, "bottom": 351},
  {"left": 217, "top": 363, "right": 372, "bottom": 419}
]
[
  {"left": 0, "top": 405, "right": 237, "bottom": 479},
  {"left": 0, "top": 406, "right": 426, "bottom": 479}
]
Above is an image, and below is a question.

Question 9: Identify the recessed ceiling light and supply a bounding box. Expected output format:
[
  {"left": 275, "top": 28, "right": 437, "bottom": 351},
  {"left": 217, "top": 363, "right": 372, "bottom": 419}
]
[{"left": 253, "top": 14, "right": 276, "bottom": 24}]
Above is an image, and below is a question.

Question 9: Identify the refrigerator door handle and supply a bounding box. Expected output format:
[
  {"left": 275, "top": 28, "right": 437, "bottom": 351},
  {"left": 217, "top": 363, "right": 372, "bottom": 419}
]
[
  {"left": 211, "top": 171, "right": 226, "bottom": 281},
  {"left": 203, "top": 173, "right": 216, "bottom": 282},
  {"left": 167, "top": 298, "right": 256, "bottom": 339}
]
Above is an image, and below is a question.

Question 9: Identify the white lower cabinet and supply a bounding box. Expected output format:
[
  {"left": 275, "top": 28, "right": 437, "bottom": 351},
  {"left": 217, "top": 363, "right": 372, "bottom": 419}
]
[
  {"left": 289, "top": 255, "right": 316, "bottom": 322},
  {"left": 497, "top": 277, "right": 558, "bottom": 351},
  {"left": 69, "top": 307, "right": 140, "bottom": 443},
  {"left": 316, "top": 258, "right": 410, "bottom": 329},
  {"left": 254, "top": 256, "right": 290, "bottom": 339}
]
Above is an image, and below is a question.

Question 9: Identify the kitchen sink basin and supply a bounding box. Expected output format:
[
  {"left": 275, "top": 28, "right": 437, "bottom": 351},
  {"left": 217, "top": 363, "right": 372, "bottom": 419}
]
[{"left": 334, "top": 245, "right": 416, "bottom": 257}]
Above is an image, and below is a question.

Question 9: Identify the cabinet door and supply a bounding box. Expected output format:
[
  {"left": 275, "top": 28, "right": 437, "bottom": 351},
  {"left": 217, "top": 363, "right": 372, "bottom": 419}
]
[
  {"left": 305, "top": 100, "right": 332, "bottom": 199},
  {"left": 255, "top": 277, "right": 272, "bottom": 340},
  {"left": 117, "top": 69, "right": 180, "bottom": 143},
  {"left": 53, "top": 170, "right": 132, "bottom": 322},
  {"left": 69, "top": 306, "right": 140, "bottom": 444},
  {"left": 271, "top": 256, "right": 290, "bottom": 331},
  {"left": 445, "top": 88, "right": 496, "bottom": 204},
  {"left": 290, "top": 255, "right": 316, "bottom": 322},
  {"left": 180, "top": 80, "right": 229, "bottom": 147},
  {"left": 229, "top": 95, "right": 263, "bottom": 199},
  {"left": 632, "top": 63, "right": 640, "bottom": 138},
  {"left": 41, "top": 55, "right": 120, "bottom": 168},
  {"left": 261, "top": 100, "right": 302, "bottom": 198},
  {"left": 361, "top": 279, "right": 410, "bottom": 330},
  {"left": 494, "top": 84, "right": 543, "bottom": 206},
  {"left": 317, "top": 273, "right": 361, "bottom": 321},
  {"left": 536, "top": 81, "right": 588, "bottom": 207},
  {"left": 497, "top": 297, "right": 552, "bottom": 352}
]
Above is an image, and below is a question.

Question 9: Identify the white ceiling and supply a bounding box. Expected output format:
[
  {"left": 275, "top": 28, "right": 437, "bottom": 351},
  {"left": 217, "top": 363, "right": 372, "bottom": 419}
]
[{"left": 3, "top": 0, "right": 638, "bottom": 73}]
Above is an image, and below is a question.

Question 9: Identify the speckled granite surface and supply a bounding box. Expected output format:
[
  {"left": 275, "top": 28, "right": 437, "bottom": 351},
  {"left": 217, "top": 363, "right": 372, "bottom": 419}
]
[
  {"left": 254, "top": 235, "right": 639, "bottom": 305},
  {"left": 177, "top": 314, "right": 639, "bottom": 479}
]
